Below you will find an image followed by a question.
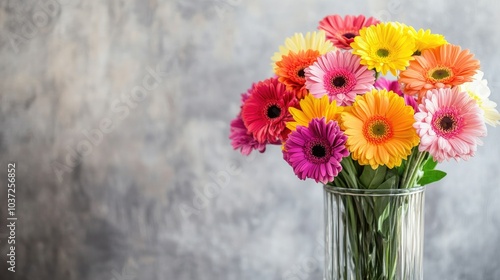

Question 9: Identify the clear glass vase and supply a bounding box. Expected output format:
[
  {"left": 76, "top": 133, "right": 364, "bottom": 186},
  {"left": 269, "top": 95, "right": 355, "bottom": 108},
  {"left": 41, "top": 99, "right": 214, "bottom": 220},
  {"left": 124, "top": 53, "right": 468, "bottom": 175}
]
[{"left": 323, "top": 185, "right": 425, "bottom": 280}]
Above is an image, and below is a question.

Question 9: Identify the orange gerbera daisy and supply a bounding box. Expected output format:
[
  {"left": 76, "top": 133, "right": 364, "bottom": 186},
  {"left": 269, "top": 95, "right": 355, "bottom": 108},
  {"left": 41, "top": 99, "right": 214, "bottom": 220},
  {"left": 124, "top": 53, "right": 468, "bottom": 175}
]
[
  {"left": 341, "top": 89, "right": 419, "bottom": 169},
  {"left": 399, "top": 44, "right": 480, "bottom": 99},
  {"left": 275, "top": 49, "right": 321, "bottom": 99}
]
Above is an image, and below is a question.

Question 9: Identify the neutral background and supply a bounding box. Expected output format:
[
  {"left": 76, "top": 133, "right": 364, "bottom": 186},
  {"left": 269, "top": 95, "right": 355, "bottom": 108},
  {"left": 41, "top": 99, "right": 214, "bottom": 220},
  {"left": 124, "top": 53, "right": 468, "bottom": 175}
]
[{"left": 1, "top": 0, "right": 500, "bottom": 279}]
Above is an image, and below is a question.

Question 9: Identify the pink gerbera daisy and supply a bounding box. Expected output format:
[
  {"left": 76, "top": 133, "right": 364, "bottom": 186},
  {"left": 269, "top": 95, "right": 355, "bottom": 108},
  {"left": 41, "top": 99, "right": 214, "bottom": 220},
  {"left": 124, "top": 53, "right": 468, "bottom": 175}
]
[
  {"left": 283, "top": 118, "right": 349, "bottom": 184},
  {"left": 318, "top": 14, "right": 380, "bottom": 49},
  {"left": 229, "top": 115, "right": 267, "bottom": 155},
  {"left": 305, "top": 50, "right": 375, "bottom": 106},
  {"left": 375, "top": 77, "right": 419, "bottom": 112},
  {"left": 241, "top": 77, "right": 298, "bottom": 143},
  {"left": 414, "top": 88, "right": 487, "bottom": 162}
]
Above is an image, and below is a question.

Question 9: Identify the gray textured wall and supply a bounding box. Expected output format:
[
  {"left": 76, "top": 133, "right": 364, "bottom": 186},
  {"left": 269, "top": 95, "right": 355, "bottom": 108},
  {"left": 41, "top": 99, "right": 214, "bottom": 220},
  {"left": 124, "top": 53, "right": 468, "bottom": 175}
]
[{"left": 0, "top": 0, "right": 500, "bottom": 279}]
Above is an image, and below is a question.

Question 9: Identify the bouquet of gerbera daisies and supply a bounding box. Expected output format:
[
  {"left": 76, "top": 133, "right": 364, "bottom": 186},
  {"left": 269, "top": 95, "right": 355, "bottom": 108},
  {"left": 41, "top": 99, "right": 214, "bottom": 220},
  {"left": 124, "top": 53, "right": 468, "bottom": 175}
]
[
  {"left": 230, "top": 14, "right": 499, "bottom": 187},
  {"left": 229, "top": 14, "right": 499, "bottom": 279}
]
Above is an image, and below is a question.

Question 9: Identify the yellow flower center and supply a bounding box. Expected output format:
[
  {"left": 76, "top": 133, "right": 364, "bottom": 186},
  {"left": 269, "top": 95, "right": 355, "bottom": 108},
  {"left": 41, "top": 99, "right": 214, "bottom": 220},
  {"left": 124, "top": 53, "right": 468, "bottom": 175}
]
[
  {"left": 467, "top": 90, "right": 483, "bottom": 106},
  {"left": 363, "top": 116, "right": 393, "bottom": 144}
]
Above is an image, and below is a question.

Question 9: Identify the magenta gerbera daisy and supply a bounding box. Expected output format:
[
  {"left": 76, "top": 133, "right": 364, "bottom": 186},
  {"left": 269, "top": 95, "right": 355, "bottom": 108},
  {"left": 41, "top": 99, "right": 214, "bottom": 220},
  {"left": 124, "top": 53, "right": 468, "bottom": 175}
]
[
  {"left": 241, "top": 77, "right": 298, "bottom": 143},
  {"left": 374, "top": 77, "right": 419, "bottom": 112},
  {"left": 305, "top": 50, "right": 375, "bottom": 106},
  {"left": 318, "top": 14, "right": 380, "bottom": 49},
  {"left": 414, "top": 88, "right": 487, "bottom": 162},
  {"left": 229, "top": 115, "right": 267, "bottom": 155},
  {"left": 283, "top": 118, "right": 349, "bottom": 184},
  {"left": 240, "top": 81, "right": 255, "bottom": 105}
]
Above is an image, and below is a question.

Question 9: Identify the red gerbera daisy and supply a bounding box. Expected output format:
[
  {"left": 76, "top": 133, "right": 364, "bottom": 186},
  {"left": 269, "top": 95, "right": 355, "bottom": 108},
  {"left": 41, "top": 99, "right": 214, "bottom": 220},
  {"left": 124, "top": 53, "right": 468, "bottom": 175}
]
[{"left": 241, "top": 77, "right": 299, "bottom": 143}]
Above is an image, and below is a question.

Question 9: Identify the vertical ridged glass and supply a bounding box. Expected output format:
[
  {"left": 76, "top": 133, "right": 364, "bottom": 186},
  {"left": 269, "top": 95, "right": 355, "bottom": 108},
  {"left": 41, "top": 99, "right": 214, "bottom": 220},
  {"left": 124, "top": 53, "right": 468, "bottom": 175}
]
[{"left": 324, "top": 185, "right": 425, "bottom": 280}]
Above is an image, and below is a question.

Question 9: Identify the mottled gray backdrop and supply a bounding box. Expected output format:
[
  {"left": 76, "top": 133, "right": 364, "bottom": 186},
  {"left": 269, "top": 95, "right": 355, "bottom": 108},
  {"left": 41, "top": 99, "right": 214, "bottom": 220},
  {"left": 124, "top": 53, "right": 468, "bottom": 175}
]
[{"left": 0, "top": 0, "right": 500, "bottom": 279}]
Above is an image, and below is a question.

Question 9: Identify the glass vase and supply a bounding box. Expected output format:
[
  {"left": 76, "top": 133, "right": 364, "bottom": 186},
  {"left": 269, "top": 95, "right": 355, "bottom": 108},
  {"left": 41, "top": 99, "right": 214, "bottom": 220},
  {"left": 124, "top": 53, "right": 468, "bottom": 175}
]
[{"left": 323, "top": 185, "right": 425, "bottom": 280}]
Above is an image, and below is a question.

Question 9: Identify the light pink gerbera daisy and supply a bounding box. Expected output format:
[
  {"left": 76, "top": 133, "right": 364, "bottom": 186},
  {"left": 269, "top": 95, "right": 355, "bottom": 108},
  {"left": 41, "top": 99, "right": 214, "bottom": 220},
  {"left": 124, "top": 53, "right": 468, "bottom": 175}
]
[
  {"left": 283, "top": 118, "right": 349, "bottom": 184},
  {"left": 229, "top": 115, "right": 267, "bottom": 155},
  {"left": 318, "top": 14, "right": 380, "bottom": 49},
  {"left": 305, "top": 50, "right": 375, "bottom": 106},
  {"left": 414, "top": 88, "right": 487, "bottom": 162},
  {"left": 241, "top": 77, "right": 298, "bottom": 143}
]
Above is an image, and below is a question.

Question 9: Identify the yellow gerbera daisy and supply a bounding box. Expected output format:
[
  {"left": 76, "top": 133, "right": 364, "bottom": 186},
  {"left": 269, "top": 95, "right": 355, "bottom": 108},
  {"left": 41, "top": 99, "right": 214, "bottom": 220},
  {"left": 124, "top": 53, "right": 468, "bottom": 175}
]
[
  {"left": 286, "top": 94, "right": 343, "bottom": 131},
  {"left": 351, "top": 22, "right": 415, "bottom": 76},
  {"left": 272, "top": 31, "right": 335, "bottom": 73},
  {"left": 407, "top": 27, "right": 447, "bottom": 55},
  {"left": 341, "top": 89, "right": 419, "bottom": 169}
]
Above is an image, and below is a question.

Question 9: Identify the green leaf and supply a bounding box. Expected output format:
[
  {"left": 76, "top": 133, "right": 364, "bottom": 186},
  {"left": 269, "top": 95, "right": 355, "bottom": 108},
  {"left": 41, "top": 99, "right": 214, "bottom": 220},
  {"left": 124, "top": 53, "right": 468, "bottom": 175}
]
[
  {"left": 339, "top": 157, "right": 360, "bottom": 188},
  {"left": 375, "top": 175, "right": 397, "bottom": 190},
  {"left": 359, "top": 165, "right": 387, "bottom": 189},
  {"left": 384, "top": 168, "right": 399, "bottom": 182},
  {"left": 417, "top": 170, "right": 447, "bottom": 186},
  {"left": 377, "top": 202, "right": 391, "bottom": 235},
  {"left": 422, "top": 156, "right": 438, "bottom": 171}
]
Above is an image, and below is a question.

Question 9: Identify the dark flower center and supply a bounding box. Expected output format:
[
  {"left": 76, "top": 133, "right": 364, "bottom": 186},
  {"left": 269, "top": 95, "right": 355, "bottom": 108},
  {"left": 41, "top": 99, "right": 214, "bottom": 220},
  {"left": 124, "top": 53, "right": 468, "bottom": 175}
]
[
  {"left": 342, "top": 32, "right": 356, "bottom": 39},
  {"left": 332, "top": 76, "right": 346, "bottom": 88},
  {"left": 297, "top": 68, "right": 305, "bottom": 78},
  {"left": 371, "top": 123, "right": 387, "bottom": 136},
  {"left": 431, "top": 69, "right": 451, "bottom": 80},
  {"left": 363, "top": 117, "right": 393, "bottom": 144},
  {"left": 439, "top": 116, "right": 454, "bottom": 131},
  {"left": 305, "top": 139, "right": 332, "bottom": 164},
  {"left": 432, "top": 109, "right": 462, "bottom": 138},
  {"left": 376, "top": 48, "right": 390, "bottom": 58},
  {"left": 311, "top": 144, "right": 326, "bottom": 158},
  {"left": 267, "top": 105, "right": 281, "bottom": 119}
]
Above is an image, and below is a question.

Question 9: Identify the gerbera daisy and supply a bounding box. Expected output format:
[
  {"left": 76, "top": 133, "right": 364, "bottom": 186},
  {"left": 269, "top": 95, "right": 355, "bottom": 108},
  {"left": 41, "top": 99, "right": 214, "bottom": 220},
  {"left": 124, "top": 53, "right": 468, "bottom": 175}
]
[
  {"left": 229, "top": 115, "right": 267, "bottom": 155},
  {"left": 271, "top": 31, "right": 335, "bottom": 72},
  {"left": 407, "top": 27, "right": 447, "bottom": 55},
  {"left": 351, "top": 22, "right": 415, "bottom": 75},
  {"left": 374, "top": 77, "right": 403, "bottom": 95},
  {"left": 275, "top": 49, "right": 322, "bottom": 99},
  {"left": 374, "top": 77, "right": 418, "bottom": 112},
  {"left": 399, "top": 44, "right": 480, "bottom": 99},
  {"left": 341, "top": 89, "right": 420, "bottom": 169},
  {"left": 286, "top": 94, "right": 344, "bottom": 131},
  {"left": 283, "top": 118, "right": 349, "bottom": 184},
  {"left": 305, "top": 50, "right": 375, "bottom": 106},
  {"left": 460, "top": 71, "right": 500, "bottom": 127},
  {"left": 318, "top": 14, "right": 380, "bottom": 49},
  {"left": 241, "top": 77, "right": 298, "bottom": 143},
  {"left": 240, "top": 81, "right": 255, "bottom": 105},
  {"left": 414, "top": 88, "right": 487, "bottom": 162}
]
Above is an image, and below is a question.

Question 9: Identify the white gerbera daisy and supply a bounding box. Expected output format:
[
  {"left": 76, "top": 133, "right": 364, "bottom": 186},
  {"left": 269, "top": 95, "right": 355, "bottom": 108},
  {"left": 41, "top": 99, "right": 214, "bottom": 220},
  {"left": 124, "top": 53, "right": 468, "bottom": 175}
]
[{"left": 460, "top": 71, "right": 500, "bottom": 127}]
